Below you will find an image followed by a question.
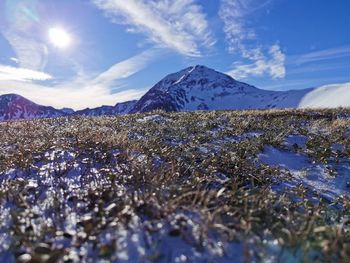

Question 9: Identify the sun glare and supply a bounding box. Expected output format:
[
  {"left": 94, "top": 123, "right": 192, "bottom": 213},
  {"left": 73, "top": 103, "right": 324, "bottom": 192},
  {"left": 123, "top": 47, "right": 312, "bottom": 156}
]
[{"left": 48, "top": 27, "right": 71, "bottom": 48}]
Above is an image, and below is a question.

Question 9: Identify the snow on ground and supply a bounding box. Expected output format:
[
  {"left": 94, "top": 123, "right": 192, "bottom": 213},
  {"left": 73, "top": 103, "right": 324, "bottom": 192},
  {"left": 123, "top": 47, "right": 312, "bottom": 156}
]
[
  {"left": 0, "top": 149, "right": 244, "bottom": 262},
  {"left": 136, "top": 114, "right": 168, "bottom": 123},
  {"left": 259, "top": 146, "right": 309, "bottom": 170},
  {"left": 283, "top": 135, "right": 308, "bottom": 150},
  {"left": 258, "top": 145, "right": 350, "bottom": 201}
]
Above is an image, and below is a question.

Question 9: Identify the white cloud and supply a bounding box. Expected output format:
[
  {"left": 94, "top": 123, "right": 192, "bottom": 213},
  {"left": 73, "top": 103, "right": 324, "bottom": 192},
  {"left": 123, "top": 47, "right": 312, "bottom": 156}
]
[
  {"left": 227, "top": 44, "right": 285, "bottom": 79},
  {"left": 0, "top": 64, "right": 52, "bottom": 81},
  {"left": 0, "top": 50, "right": 156, "bottom": 109},
  {"left": 268, "top": 45, "right": 286, "bottom": 78},
  {"left": 219, "top": 0, "right": 285, "bottom": 79},
  {"left": 91, "top": 0, "right": 214, "bottom": 56},
  {"left": 0, "top": 79, "right": 145, "bottom": 110}
]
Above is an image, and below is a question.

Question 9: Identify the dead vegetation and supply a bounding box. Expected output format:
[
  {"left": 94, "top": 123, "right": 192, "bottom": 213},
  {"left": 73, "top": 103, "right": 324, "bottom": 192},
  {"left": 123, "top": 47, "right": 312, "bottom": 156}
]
[{"left": 0, "top": 108, "right": 350, "bottom": 262}]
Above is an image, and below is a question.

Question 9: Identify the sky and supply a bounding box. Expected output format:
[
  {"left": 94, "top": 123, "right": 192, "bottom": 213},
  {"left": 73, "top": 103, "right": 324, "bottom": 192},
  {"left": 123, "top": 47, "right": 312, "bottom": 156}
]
[{"left": 0, "top": 0, "right": 349, "bottom": 110}]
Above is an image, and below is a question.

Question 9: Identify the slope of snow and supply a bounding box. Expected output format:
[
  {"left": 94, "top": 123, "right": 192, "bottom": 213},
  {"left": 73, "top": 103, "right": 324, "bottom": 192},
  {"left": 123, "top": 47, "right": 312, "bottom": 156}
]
[{"left": 298, "top": 82, "right": 350, "bottom": 108}]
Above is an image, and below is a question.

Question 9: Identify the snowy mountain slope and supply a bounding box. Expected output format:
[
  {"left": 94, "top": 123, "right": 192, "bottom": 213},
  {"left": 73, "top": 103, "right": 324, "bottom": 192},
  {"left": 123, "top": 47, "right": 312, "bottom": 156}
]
[
  {"left": 131, "top": 65, "right": 313, "bottom": 113},
  {"left": 298, "top": 82, "right": 350, "bottom": 108},
  {"left": 0, "top": 94, "right": 65, "bottom": 121},
  {"left": 75, "top": 100, "right": 137, "bottom": 116}
]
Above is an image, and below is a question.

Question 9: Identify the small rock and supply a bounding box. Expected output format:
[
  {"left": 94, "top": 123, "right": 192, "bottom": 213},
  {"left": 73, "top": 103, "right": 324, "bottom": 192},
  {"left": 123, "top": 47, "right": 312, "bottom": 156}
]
[
  {"left": 169, "top": 228, "right": 181, "bottom": 237},
  {"left": 34, "top": 243, "right": 51, "bottom": 254},
  {"left": 17, "top": 254, "right": 32, "bottom": 262}
]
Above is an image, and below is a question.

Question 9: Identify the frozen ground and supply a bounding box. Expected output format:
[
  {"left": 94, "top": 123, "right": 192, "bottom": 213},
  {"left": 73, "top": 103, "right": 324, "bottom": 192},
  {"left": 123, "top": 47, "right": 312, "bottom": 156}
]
[{"left": 0, "top": 109, "right": 349, "bottom": 262}]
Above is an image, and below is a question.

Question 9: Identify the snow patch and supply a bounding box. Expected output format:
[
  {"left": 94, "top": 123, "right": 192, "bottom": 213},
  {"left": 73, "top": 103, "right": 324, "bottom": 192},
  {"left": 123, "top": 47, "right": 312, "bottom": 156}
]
[
  {"left": 258, "top": 146, "right": 350, "bottom": 200},
  {"left": 299, "top": 82, "right": 350, "bottom": 108}
]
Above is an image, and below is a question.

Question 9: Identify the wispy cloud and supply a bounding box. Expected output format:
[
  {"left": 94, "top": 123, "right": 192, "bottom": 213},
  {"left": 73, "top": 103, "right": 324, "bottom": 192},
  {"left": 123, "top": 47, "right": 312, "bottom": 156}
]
[
  {"left": 91, "top": 0, "right": 214, "bottom": 57},
  {"left": 92, "top": 49, "right": 161, "bottom": 87},
  {"left": 219, "top": 0, "right": 285, "bottom": 79},
  {"left": 290, "top": 46, "right": 350, "bottom": 65},
  {"left": 3, "top": 31, "right": 48, "bottom": 71},
  {"left": 2, "top": 1, "right": 48, "bottom": 71},
  {"left": 0, "top": 64, "right": 52, "bottom": 81},
  {"left": 219, "top": 0, "right": 273, "bottom": 54},
  {"left": 260, "top": 76, "right": 350, "bottom": 91},
  {"left": 0, "top": 79, "right": 146, "bottom": 110},
  {"left": 286, "top": 61, "right": 350, "bottom": 76},
  {"left": 0, "top": 50, "right": 156, "bottom": 109},
  {"left": 219, "top": 0, "right": 257, "bottom": 54}
]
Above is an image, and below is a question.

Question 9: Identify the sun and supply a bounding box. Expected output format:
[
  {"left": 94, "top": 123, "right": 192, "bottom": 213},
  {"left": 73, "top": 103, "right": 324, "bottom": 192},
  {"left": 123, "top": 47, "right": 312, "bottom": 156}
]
[{"left": 48, "top": 27, "right": 71, "bottom": 48}]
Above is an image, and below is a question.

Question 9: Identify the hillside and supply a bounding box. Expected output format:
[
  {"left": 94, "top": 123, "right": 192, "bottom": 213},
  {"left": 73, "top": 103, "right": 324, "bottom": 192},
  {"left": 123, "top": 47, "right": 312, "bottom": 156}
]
[{"left": 0, "top": 109, "right": 349, "bottom": 262}]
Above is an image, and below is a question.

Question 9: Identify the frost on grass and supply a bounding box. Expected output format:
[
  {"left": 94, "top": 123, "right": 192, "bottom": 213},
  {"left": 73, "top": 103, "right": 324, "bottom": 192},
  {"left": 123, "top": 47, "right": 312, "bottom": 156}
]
[
  {"left": 0, "top": 109, "right": 350, "bottom": 262},
  {"left": 259, "top": 145, "right": 350, "bottom": 201}
]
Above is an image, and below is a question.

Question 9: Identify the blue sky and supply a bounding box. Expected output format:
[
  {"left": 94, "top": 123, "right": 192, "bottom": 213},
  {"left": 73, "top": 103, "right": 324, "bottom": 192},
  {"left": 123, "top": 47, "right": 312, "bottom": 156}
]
[{"left": 0, "top": 0, "right": 349, "bottom": 109}]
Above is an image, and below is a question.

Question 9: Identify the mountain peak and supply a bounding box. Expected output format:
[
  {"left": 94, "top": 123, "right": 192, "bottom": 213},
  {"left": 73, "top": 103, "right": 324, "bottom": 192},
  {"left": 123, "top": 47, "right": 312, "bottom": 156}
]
[
  {"left": 184, "top": 65, "right": 212, "bottom": 72},
  {"left": 131, "top": 65, "right": 259, "bottom": 113},
  {"left": 181, "top": 65, "right": 231, "bottom": 79},
  {"left": 151, "top": 65, "right": 236, "bottom": 93}
]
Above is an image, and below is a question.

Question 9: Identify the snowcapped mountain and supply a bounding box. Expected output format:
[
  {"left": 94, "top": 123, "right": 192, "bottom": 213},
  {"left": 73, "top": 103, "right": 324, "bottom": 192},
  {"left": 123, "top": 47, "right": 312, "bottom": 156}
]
[
  {"left": 131, "top": 65, "right": 313, "bottom": 113},
  {"left": 0, "top": 94, "right": 65, "bottom": 121},
  {"left": 75, "top": 100, "right": 137, "bottom": 116}
]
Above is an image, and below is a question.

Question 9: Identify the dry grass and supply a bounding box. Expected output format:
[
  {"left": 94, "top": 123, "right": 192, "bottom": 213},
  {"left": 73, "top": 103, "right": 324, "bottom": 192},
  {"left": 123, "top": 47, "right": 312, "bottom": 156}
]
[{"left": 0, "top": 108, "right": 349, "bottom": 262}]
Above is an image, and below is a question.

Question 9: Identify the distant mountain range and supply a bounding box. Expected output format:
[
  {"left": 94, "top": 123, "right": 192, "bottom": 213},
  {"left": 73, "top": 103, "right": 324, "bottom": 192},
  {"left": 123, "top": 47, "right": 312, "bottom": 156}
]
[
  {"left": 74, "top": 100, "right": 137, "bottom": 117},
  {"left": 0, "top": 94, "right": 63, "bottom": 121},
  {"left": 0, "top": 65, "right": 349, "bottom": 121}
]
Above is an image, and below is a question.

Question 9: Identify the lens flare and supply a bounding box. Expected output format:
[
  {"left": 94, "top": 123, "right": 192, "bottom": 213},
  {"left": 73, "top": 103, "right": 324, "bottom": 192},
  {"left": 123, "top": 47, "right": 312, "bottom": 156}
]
[{"left": 49, "top": 27, "right": 71, "bottom": 48}]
